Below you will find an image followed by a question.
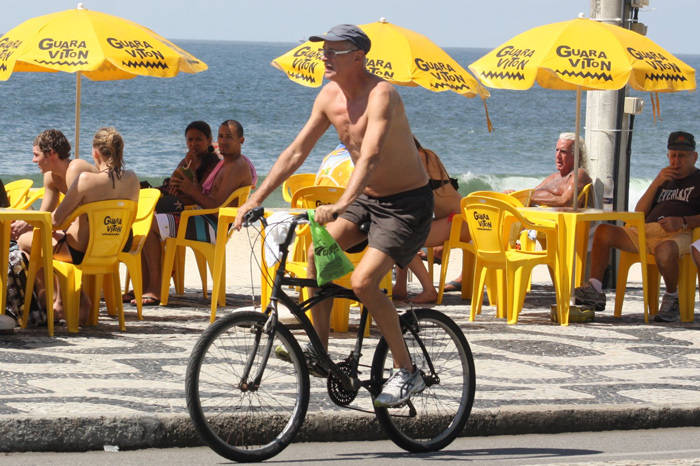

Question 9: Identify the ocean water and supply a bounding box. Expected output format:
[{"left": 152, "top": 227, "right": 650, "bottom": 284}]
[{"left": 0, "top": 41, "right": 698, "bottom": 208}]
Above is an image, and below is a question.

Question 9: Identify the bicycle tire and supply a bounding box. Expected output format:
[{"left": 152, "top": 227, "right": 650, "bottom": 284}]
[
  {"left": 185, "top": 310, "right": 310, "bottom": 462},
  {"left": 371, "top": 308, "right": 475, "bottom": 452}
]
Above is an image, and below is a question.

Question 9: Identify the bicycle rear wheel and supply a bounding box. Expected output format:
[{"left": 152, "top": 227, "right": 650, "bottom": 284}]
[
  {"left": 186, "top": 311, "right": 310, "bottom": 462},
  {"left": 371, "top": 308, "right": 475, "bottom": 452}
]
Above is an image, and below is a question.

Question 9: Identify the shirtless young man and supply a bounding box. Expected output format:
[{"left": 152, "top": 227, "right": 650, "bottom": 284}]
[
  {"left": 18, "top": 128, "right": 140, "bottom": 324},
  {"left": 10, "top": 130, "right": 97, "bottom": 321},
  {"left": 528, "top": 132, "right": 592, "bottom": 207},
  {"left": 235, "top": 25, "right": 433, "bottom": 408},
  {"left": 11, "top": 129, "right": 97, "bottom": 240},
  {"left": 137, "top": 120, "right": 255, "bottom": 306}
]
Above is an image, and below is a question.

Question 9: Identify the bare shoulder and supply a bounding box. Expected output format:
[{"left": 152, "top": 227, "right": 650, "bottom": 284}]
[
  {"left": 67, "top": 158, "right": 98, "bottom": 176},
  {"left": 578, "top": 168, "right": 593, "bottom": 184},
  {"left": 368, "top": 79, "right": 397, "bottom": 100},
  {"left": 121, "top": 170, "right": 141, "bottom": 200},
  {"left": 43, "top": 171, "right": 59, "bottom": 189},
  {"left": 65, "top": 159, "right": 97, "bottom": 186}
]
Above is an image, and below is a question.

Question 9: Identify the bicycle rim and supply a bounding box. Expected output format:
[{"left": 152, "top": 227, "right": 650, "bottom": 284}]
[
  {"left": 371, "top": 308, "right": 475, "bottom": 452},
  {"left": 185, "top": 311, "right": 310, "bottom": 462}
]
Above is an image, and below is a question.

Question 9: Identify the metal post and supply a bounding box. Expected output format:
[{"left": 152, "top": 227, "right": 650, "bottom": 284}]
[{"left": 586, "top": 0, "right": 630, "bottom": 287}]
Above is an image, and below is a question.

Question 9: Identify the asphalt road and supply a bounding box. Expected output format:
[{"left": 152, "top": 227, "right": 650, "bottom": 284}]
[{"left": 4, "top": 427, "right": 700, "bottom": 465}]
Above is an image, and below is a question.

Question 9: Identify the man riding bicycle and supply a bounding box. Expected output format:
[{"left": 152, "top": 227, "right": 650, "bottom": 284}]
[{"left": 235, "top": 24, "right": 433, "bottom": 407}]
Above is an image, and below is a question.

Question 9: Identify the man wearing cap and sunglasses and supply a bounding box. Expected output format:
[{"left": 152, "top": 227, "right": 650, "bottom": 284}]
[
  {"left": 575, "top": 131, "right": 700, "bottom": 323},
  {"left": 235, "top": 24, "right": 432, "bottom": 406}
]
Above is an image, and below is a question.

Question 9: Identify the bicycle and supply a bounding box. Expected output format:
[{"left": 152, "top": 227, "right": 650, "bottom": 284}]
[{"left": 185, "top": 207, "right": 476, "bottom": 462}]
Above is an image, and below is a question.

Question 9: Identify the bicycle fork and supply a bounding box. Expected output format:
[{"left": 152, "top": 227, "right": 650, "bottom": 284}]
[{"left": 237, "top": 306, "right": 279, "bottom": 392}]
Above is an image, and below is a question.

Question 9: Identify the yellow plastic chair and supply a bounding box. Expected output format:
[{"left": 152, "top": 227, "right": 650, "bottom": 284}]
[
  {"left": 261, "top": 186, "right": 346, "bottom": 312},
  {"left": 435, "top": 190, "right": 529, "bottom": 307},
  {"left": 465, "top": 194, "right": 562, "bottom": 324},
  {"left": 24, "top": 199, "right": 137, "bottom": 333},
  {"left": 16, "top": 187, "right": 43, "bottom": 210},
  {"left": 14, "top": 187, "right": 66, "bottom": 211},
  {"left": 116, "top": 188, "right": 161, "bottom": 319},
  {"left": 282, "top": 173, "right": 316, "bottom": 204},
  {"left": 509, "top": 188, "right": 534, "bottom": 207},
  {"left": 160, "top": 185, "right": 253, "bottom": 306},
  {"left": 614, "top": 226, "right": 700, "bottom": 323},
  {"left": 520, "top": 183, "right": 592, "bottom": 252},
  {"left": 5, "top": 179, "right": 33, "bottom": 208},
  {"left": 578, "top": 183, "right": 592, "bottom": 208}
]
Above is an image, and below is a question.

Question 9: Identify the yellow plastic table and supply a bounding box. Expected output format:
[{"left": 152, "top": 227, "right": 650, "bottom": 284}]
[
  {"left": 0, "top": 210, "right": 55, "bottom": 334},
  {"left": 518, "top": 207, "right": 648, "bottom": 325}
]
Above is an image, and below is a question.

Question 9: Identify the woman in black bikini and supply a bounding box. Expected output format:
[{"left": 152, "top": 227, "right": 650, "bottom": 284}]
[{"left": 393, "top": 138, "right": 470, "bottom": 303}]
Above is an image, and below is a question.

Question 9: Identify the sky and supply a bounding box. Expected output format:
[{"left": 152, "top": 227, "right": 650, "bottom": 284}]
[{"left": 1, "top": 0, "right": 698, "bottom": 55}]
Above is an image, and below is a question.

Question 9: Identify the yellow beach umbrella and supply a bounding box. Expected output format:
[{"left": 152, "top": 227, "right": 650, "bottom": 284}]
[
  {"left": 469, "top": 14, "right": 696, "bottom": 207},
  {"left": 0, "top": 3, "right": 208, "bottom": 156},
  {"left": 272, "top": 18, "right": 491, "bottom": 128}
]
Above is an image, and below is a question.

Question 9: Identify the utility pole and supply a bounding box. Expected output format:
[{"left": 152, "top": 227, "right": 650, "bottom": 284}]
[{"left": 586, "top": 0, "right": 647, "bottom": 288}]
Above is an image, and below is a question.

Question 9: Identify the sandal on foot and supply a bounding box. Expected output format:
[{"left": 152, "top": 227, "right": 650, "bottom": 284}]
[
  {"left": 443, "top": 280, "right": 462, "bottom": 292},
  {"left": 132, "top": 296, "right": 160, "bottom": 307},
  {"left": 418, "top": 249, "right": 441, "bottom": 265},
  {"left": 122, "top": 291, "right": 135, "bottom": 303}
]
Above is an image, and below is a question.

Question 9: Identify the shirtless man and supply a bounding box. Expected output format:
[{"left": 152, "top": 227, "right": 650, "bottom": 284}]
[
  {"left": 528, "top": 132, "right": 592, "bottom": 207},
  {"left": 18, "top": 127, "right": 140, "bottom": 323},
  {"left": 443, "top": 133, "right": 592, "bottom": 294},
  {"left": 11, "top": 129, "right": 97, "bottom": 320},
  {"left": 235, "top": 24, "right": 433, "bottom": 408},
  {"left": 137, "top": 120, "right": 255, "bottom": 306},
  {"left": 11, "top": 129, "right": 97, "bottom": 240}
]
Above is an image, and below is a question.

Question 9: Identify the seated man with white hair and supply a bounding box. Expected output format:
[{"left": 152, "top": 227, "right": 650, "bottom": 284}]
[{"left": 528, "top": 132, "right": 592, "bottom": 207}]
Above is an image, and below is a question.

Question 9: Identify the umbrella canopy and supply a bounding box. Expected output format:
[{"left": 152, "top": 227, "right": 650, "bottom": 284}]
[
  {"left": 469, "top": 15, "right": 696, "bottom": 208},
  {"left": 0, "top": 3, "right": 208, "bottom": 155},
  {"left": 469, "top": 16, "right": 695, "bottom": 93},
  {"left": 272, "top": 18, "right": 489, "bottom": 101}
]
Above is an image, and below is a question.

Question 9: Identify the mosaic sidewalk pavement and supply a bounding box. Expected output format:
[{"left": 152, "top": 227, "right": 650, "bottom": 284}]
[{"left": 1, "top": 283, "right": 700, "bottom": 421}]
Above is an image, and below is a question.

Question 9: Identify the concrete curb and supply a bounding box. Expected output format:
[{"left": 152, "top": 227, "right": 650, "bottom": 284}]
[{"left": 3, "top": 404, "right": 700, "bottom": 452}]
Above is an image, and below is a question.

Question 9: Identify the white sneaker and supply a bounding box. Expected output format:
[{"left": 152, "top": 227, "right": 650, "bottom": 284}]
[{"left": 374, "top": 366, "right": 425, "bottom": 408}]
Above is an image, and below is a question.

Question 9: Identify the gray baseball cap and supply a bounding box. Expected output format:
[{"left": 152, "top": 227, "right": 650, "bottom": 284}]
[{"left": 309, "top": 24, "right": 371, "bottom": 53}]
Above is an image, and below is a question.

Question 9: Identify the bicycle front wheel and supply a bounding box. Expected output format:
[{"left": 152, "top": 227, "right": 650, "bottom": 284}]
[
  {"left": 185, "top": 311, "right": 310, "bottom": 462},
  {"left": 371, "top": 308, "right": 475, "bottom": 453}
]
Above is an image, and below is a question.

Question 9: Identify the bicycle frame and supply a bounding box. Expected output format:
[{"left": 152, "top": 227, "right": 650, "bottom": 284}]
[{"left": 245, "top": 209, "right": 375, "bottom": 394}]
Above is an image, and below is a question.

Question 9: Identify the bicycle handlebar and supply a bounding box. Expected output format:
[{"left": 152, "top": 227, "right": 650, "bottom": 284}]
[{"left": 243, "top": 207, "right": 310, "bottom": 229}]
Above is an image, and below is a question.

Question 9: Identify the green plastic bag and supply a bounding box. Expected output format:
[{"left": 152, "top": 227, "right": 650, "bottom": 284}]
[{"left": 307, "top": 209, "right": 354, "bottom": 286}]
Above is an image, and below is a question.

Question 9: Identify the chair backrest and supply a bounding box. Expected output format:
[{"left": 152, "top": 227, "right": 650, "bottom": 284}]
[
  {"left": 222, "top": 185, "right": 254, "bottom": 208},
  {"left": 469, "top": 190, "right": 526, "bottom": 207},
  {"left": 126, "top": 188, "right": 161, "bottom": 254},
  {"left": 5, "top": 179, "right": 33, "bottom": 208},
  {"left": 509, "top": 188, "right": 533, "bottom": 207},
  {"left": 578, "top": 183, "right": 592, "bottom": 208},
  {"left": 464, "top": 194, "right": 535, "bottom": 264},
  {"left": 282, "top": 173, "right": 316, "bottom": 204},
  {"left": 290, "top": 185, "right": 345, "bottom": 209},
  {"left": 62, "top": 200, "right": 137, "bottom": 272}
]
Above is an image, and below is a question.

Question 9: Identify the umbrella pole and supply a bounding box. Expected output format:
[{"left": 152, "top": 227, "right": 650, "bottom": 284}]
[
  {"left": 573, "top": 87, "right": 582, "bottom": 213},
  {"left": 569, "top": 86, "right": 583, "bottom": 307},
  {"left": 75, "top": 72, "right": 81, "bottom": 159}
]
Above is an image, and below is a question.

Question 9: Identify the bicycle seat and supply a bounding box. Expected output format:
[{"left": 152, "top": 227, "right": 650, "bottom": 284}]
[{"left": 346, "top": 221, "right": 370, "bottom": 254}]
